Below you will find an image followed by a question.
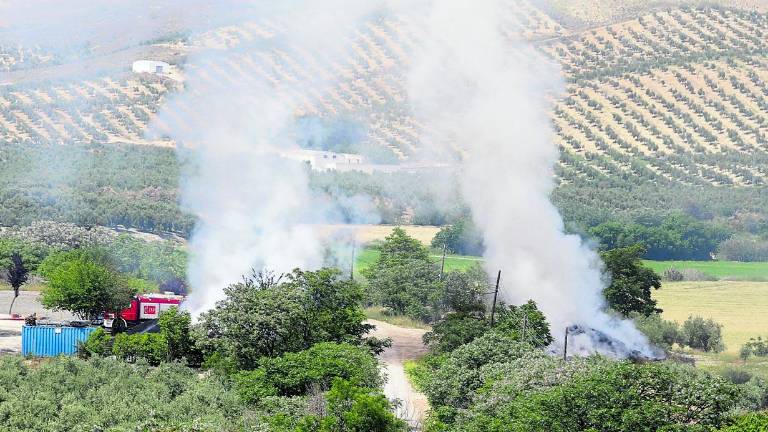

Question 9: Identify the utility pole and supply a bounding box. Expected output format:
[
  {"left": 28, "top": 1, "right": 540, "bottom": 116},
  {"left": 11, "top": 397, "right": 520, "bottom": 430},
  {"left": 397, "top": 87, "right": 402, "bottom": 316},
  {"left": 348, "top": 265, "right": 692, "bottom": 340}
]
[
  {"left": 439, "top": 243, "right": 447, "bottom": 281},
  {"left": 350, "top": 241, "right": 356, "bottom": 281},
  {"left": 563, "top": 327, "right": 569, "bottom": 362},
  {"left": 521, "top": 314, "right": 528, "bottom": 342},
  {"left": 490, "top": 270, "right": 501, "bottom": 326}
]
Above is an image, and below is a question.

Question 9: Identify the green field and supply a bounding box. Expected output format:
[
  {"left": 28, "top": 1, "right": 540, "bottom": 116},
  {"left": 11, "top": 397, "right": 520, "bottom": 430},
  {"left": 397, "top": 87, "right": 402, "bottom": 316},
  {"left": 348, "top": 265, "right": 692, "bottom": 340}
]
[
  {"left": 644, "top": 260, "right": 768, "bottom": 281},
  {"left": 355, "top": 248, "right": 482, "bottom": 278}
]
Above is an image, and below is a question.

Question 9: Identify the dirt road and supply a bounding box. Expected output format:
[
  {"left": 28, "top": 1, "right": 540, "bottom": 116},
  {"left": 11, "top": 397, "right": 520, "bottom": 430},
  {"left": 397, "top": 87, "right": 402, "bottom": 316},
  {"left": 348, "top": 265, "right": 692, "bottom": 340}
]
[{"left": 367, "top": 319, "right": 430, "bottom": 428}]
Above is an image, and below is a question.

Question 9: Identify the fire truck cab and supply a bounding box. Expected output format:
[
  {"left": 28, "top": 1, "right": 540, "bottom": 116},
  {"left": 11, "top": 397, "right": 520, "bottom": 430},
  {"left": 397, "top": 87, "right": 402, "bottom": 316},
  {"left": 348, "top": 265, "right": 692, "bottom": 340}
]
[{"left": 103, "top": 293, "right": 184, "bottom": 333}]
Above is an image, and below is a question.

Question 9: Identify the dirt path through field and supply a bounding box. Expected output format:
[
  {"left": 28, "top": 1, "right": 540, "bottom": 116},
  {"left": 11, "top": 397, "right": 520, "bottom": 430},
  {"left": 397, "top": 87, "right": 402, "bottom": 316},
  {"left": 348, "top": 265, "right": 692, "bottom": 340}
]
[{"left": 367, "top": 319, "right": 429, "bottom": 428}]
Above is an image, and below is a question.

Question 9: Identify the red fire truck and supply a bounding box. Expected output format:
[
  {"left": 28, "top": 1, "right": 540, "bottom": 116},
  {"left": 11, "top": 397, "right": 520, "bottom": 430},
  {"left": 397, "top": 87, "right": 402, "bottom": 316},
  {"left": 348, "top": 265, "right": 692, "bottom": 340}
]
[{"left": 103, "top": 293, "right": 185, "bottom": 333}]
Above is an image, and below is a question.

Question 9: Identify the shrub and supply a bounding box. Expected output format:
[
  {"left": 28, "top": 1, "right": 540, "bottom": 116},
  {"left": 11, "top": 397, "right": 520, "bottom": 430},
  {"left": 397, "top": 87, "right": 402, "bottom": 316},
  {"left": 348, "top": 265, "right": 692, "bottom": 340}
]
[
  {"left": 722, "top": 368, "right": 753, "bottom": 385},
  {"left": 234, "top": 343, "right": 381, "bottom": 404},
  {"left": 663, "top": 267, "right": 684, "bottom": 281},
  {"left": 681, "top": 315, "right": 725, "bottom": 353},
  {"left": 78, "top": 327, "right": 112, "bottom": 358},
  {"left": 740, "top": 337, "right": 768, "bottom": 360},
  {"left": 112, "top": 332, "right": 167, "bottom": 365},
  {"left": 718, "top": 413, "right": 768, "bottom": 431},
  {"left": 634, "top": 313, "right": 681, "bottom": 350}
]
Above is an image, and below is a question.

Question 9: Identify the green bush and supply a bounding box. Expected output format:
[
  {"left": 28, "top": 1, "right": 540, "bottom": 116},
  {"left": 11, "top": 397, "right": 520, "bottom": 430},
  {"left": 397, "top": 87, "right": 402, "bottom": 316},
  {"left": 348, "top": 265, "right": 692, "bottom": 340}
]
[
  {"left": 681, "top": 315, "right": 725, "bottom": 353},
  {"left": 0, "top": 356, "right": 242, "bottom": 431},
  {"left": 634, "top": 313, "right": 681, "bottom": 350},
  {"left": 77, "top": 327, "right": 112, "bottom": 359},
  {"left": 718, "top": 413, "right": 768, "bottom": 431},
  {"left": 234, "top": 343, "right": 381, "bottom": 404},
  {"left": 112, "top": 332, "right": 167, "bottom": 365}
]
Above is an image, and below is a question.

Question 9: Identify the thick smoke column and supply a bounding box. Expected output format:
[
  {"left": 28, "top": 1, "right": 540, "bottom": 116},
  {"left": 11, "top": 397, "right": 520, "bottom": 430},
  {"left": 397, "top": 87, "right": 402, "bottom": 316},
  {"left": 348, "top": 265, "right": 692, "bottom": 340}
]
[
  {"left": 406, "top": 0, "right": 654, "bottom": 356},
  {"left": 157, "top": 2, "right": 391, "bottom": 314}
]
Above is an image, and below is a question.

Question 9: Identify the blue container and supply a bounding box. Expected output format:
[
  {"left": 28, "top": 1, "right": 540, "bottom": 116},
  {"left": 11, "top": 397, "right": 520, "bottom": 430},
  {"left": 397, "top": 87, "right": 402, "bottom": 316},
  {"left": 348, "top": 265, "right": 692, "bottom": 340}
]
[{"left": 22, "top": 325, "right": 97, "bottom": 357}]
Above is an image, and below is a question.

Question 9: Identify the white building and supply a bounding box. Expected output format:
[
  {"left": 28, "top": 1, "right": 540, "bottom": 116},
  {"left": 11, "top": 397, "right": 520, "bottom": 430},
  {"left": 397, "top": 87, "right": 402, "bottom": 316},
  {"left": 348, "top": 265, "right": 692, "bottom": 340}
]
[
  {"left": 281, "top": 149, "right": 365, "bottom": 171},
  {"left": 132, "top": 60, "right": 171, "bottom": 75}
]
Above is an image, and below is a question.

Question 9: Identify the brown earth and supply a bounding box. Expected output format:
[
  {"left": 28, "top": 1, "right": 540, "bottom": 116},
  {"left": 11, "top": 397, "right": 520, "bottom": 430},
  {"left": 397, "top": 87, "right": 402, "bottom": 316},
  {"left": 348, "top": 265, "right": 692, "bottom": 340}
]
[{"left": 367, "top": 319, "right": 430, "bottom": 428}]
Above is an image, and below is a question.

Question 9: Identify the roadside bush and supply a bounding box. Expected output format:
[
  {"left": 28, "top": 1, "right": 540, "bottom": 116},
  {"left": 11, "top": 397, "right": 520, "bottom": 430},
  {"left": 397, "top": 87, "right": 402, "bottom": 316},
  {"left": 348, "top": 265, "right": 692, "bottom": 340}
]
[
  {"left": 78, "top": 327, "right": 112, "bottom": 358},
  {"left": 681, "top": 315, "right": 725, "bottom": 353},
  {"left": 234, "top": 343, "right": 382, "bottom": 404},
  {"left": 423, "top": 313, "right": 489, "bottom": 354},
  {"left": 296, "top": 379, "right": 407, "bottom": 432},
  {"left": 112, "top": 332, "right": 167, "bottom": 365}
]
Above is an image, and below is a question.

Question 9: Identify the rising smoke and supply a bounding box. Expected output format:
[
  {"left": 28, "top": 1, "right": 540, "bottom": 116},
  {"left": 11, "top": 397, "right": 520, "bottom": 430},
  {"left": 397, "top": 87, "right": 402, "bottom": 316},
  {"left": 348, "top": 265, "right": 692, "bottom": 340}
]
[
  {"left": 155, "top": 1, "right": 393, "bottom": 314},
  {"left": 405, "top": 0, "right": 656, "bottom": 357}
]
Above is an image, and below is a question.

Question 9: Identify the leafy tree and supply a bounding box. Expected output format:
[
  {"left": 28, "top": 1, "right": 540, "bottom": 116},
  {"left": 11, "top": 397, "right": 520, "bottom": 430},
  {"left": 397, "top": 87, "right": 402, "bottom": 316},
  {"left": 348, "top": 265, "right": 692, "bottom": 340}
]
[
  {"left": 423, "top": 313, "right": 489, "bottom": 354},
  {"left": 159, "top": 306, "right": 199, "bottom": 365},
  {"left": 448, "top": 361, "right": 742, "bottom": 432},
  {"left": 235, "top": 343, "right": 381, "bottom": 403},
  {"left": 297, "top": 379, "right": 407, "bottom": 432},
  {"left": 39, "top": 250, "right": 135, "bottom": 320},
  {"left": 681, "top": 315, "right": 725, "bottom": 353},
  {"left": 600, "top": 244, "right": 662, "bottom": 317},
  {"left": 6, "top": 251, "right": 28, "bottom": 315},
  {"left": 200, "top": 268, "right": 373, "bottom": 370},
  {"left": 364, "top": 228, "right": 441, "bottom": 321},
  {"left": 431, "top": 217, "right": 484, "bottom": 256},
  {"left": 77, "top": 327, "right": 112, "bottom": 359},
  {"left": 494, "top": 301, "right": 554, "bottom": 347}
]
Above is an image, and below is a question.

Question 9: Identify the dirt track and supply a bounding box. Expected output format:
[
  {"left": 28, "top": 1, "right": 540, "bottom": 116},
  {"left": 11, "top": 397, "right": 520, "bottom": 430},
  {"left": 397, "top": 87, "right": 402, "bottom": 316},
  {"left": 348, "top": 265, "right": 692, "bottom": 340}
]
[{"left": 367, "top": 319, "right": 430, "bottom": 428}]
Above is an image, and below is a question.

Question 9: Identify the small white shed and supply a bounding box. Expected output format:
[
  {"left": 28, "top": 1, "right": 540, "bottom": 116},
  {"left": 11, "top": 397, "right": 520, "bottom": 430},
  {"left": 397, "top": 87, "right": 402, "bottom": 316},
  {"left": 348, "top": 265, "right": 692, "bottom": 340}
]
[{"left": 132, "top": 60, "right": 170, "bottom": 75}]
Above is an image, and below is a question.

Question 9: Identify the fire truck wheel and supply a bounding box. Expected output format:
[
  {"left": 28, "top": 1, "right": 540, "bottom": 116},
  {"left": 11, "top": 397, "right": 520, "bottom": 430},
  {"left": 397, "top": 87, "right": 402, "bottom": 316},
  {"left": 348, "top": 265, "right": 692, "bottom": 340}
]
[{"left": 111, "top": 317, "right": 128, "bottom": 335}]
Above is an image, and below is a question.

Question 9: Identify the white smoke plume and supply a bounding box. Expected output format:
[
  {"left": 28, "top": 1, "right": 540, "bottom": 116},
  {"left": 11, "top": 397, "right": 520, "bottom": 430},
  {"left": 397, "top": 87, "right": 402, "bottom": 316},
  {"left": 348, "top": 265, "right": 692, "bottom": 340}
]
[
  {"left": 156, "top": 1, "right": 393, "bottom": 314},
  {"left": 405, "top": 0, "right": 655, "bottom": 357}
]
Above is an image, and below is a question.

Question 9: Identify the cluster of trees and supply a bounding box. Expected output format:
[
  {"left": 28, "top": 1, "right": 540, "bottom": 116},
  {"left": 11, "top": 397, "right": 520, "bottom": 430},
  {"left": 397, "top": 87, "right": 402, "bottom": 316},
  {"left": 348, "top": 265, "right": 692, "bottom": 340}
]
[
  {"left": 0, "top": 142, "right": 193, "bottom": 235},
  {"left": 4, "top": 265, "right": 404, "bottom": 431},
  {"left": 0, "top": 221, "right": 188, "bottom": 315},
  {"left": 589, "top": 214, "right": 730, "bottom": 260},
  {"left": 635, "top": 313, "right": 726, "bottom": 353}
]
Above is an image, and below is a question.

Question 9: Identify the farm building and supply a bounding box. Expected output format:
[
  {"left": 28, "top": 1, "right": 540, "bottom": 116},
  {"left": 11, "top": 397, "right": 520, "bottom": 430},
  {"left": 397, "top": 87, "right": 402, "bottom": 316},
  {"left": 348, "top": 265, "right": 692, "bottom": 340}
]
[
  {"left": 132, "top": 60, "right": 170, "bottom": 75},
  {"left": 281, "top": 149, "right": 365, "bottom": 171}
]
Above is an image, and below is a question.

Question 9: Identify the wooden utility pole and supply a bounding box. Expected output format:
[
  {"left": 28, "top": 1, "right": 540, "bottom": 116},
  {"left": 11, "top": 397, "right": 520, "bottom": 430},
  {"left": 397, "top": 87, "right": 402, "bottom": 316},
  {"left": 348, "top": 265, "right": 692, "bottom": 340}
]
[
  {"left": 350, "top": 241, "right": 356, "bottom": 281},
  {"left": 490, "top": 270, "right": 501, "bottom": 326},
  {"left": 563, "top": 327, "right": 569, "bottom": 361},
  {"left": 521, "top": 314, "right": 528, "bottom": 342},
  {"left": 439, "top": 243, "right": 447, "bottom": 281}
]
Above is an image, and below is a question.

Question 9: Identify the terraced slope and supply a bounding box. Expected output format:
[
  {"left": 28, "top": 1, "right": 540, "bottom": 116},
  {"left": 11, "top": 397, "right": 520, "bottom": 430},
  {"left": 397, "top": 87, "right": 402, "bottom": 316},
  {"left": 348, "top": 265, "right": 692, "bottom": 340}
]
[{"left": 1, "top": 3, "right": 768, "bottom": 189}]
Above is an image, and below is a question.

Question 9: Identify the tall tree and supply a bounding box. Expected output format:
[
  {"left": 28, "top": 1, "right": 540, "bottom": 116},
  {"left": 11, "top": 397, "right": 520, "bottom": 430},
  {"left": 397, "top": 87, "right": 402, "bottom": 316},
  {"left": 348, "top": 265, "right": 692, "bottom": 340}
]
[
  {"left": 6, "top": 252, "right": 29, "bottom": 315},
  {"left": 40, "top": 251, "right": 135, "bottom": 320},
  {"left": 600, "top": 244, "right": 662, "bottom": 317}
]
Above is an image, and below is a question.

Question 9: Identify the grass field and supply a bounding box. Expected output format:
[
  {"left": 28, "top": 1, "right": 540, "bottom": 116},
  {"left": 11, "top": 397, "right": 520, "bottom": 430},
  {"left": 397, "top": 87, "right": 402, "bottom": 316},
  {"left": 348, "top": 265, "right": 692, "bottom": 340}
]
[
  {"left": 644, "top": 260, "right": 768, "bottom": 281},
  {"left": 654, "top": 281, "right": 768, "bottom": 354},
  {"left": 355, "top": 248, "right": 482, "bottom": 278}
]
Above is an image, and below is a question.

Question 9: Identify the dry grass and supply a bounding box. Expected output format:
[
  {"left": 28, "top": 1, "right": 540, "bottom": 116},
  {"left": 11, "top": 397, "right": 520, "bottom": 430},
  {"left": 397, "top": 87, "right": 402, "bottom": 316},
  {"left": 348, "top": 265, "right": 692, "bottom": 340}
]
[
  {"left": 653, "top": 281, "right": 768, "bottom": 353},
  {"left": 314, "top": 224, "right": 441, "bottom": 246}
]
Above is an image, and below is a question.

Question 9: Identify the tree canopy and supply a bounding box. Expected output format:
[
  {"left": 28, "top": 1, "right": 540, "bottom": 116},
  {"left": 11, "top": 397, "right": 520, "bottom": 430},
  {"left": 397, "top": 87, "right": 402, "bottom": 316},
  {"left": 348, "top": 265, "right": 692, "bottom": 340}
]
[{"left": 601, "top": 244, "right": 662, "bottom": 317}]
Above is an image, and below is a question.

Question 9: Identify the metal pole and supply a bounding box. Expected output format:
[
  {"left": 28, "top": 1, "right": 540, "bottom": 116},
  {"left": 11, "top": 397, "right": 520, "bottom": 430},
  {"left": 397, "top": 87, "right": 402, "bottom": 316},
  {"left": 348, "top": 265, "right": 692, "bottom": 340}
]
[
  {"left": 490, "top": 270, "right": 501, "bottom": 326},
  {"left": 439, "top": 243, "right": 447, "bottom": 281},
  {"left": 563, "top": 327, "right": 569, "bottom": 361}
]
